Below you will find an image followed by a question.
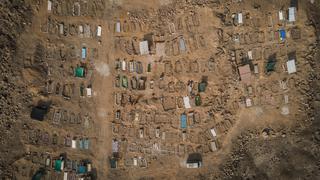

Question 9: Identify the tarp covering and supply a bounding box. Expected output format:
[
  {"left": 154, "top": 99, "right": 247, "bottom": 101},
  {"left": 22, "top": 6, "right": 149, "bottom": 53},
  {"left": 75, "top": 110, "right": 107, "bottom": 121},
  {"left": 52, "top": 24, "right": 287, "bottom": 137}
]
[
  {"left": 195, "top": 95, "right": 201, "bottom": 106},
  {"left": 110, "top": 158, "right": 117, "bottom": 168},
  {"left": 54, "top": 160, "right": 62, "bottom": 171},
  {"left": 198, "top": 82, "right": 207, "bottom": 92},
  {"left": 266, "top": 61, "right": 276, "bottom": 72},
  {"left": 30, "top": 107, "right": 47, "bottom": 121},
  {"left": 180, "top": 113, "right": 187, "bottom": 129},
  {"left": 75, "top": 67, "right": 85, "bottom": 77},
  {"left": 77, "top": 165, "right": 86, "bottom": 174},
  {"left": 122, "top": 76, "right": 128, "bottom": 88},
  {"left": 266, "top": 54, "right": 276, "bottom": 72},
  {"left": 279, "top": 29, "right": 286, "bottom": 40},
  {"left": 32, "top": 168, "right": 46, "bottom": 180},
  {"left": 82, "top": 47, "right": 87, "bottom": 59},
  {"left": 187, "top": 153, "right": 202, "bottom": 163}
]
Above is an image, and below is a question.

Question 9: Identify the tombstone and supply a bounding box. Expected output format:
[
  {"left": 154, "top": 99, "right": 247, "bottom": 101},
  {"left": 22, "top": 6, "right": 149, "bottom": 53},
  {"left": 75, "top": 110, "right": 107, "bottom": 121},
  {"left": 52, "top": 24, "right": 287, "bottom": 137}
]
[
  {"left": 139, "top": 128, "right": 144, "bottom": 138},
  {"left": 48, "top": 0, "right": 52, "bottom": 12},
  {"left": 59, "top": 23, "right": 64, "bottom": 35},
  {"left": 115, "top": 21, "right": 121, "bottom": 33},
  {"left": 78, "top": 25, "right": 84, "bottom": 37},
  {"left": 97, "top": 25, "right": 102, "bottom": 37},
  {"left": 52, "top": 109, "right": 62, "bottom": 125},
  {"left": 73, "top": 2, "right": 81, "bottom": 16},
  {"left": 46, "top": 80, "right": 54, "bottom": 94},
  {"left": 52, "top": 133, "right": 58, "bottom": 145},
  {"left": 179, "top": 37, "right": 187, "bottom": 53},
  {"left": 64, "top": 135, "right": 72, "bottom": 147},
  {"left": 84, "top": 24, "right": 91, "bottom": 38}
]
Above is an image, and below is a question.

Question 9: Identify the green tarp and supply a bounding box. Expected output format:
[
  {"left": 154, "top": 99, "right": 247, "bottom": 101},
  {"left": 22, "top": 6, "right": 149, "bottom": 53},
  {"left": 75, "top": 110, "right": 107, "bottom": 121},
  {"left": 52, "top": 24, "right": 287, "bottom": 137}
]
[
  {"left": 54, "top": 160, "right": 62, "bottom": 171},
  {"left": 266, "top": 54, "right": 276, "bottom": 73},
  {"left": 195, "top": 95, "right": 201, "bottom": 106},
  {"left": 122, "top": 76, "right": 128, "bottom": 88},
  {"left": 110, "top": 158, "right": 117, "bottom": 168},
  {"left": 198, "top": 82, "right": 207, "bottom": 92},
  {"left": 75, "top": 67, "right": 85, "bottom": 77},
  {"left": 266, "top": 61, "right": 276, "bottom": 72}
]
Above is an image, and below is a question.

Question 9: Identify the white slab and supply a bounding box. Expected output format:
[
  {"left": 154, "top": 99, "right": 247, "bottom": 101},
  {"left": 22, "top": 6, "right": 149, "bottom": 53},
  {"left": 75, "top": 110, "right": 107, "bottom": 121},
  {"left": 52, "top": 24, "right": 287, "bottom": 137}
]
[
  {"left": 72, "top": 140, "right": 77, "bottom": 148},
  {"left": 238, "top": 13, "right": 243, "bottom": 24},
  {"left": 87, "top": 163, "right": 92, "bottom": 172},
  {"left": 60, "top": 161, "right": 64, "bottom": 170},
  {"left": 248, "top": 51, "right": 253, "bottom": 60},
  {"left": 48, "top": 0, "right": 52, "bottom": 11},
  {"left": 115, "top": 22, "right": 121, "bottom": 32},
  {"left": 254, "top": 64, "right": 259, "bottom": 74},
  {"left": 139, "top": 41, "right": 149, "bottom": 55},
  {"left": 86, "top": 88, "right": 92, "bottom": 97},
  {"left": 187, "top": 163, "right": 200, "bottom": 168},
  {"left": 97, "top": 26, "right": 102, "bottom": 36},
  {"left": 210, "top": 128, "right": 217, "bottom": 137},
  {"left": 121, "top": 60, "right": 126, "bottom": 71},
  {"left": 59, "top": 24, "right": 64, "bottom": 34},
  {"left": 63, "top": 172, "right": 68, "bottom": 180},
  {"left": 246, "top": 98, "right": 252, "bottom": 107},
  {"left": 79, "top": 25, "right": 83, "bottom": 33},
  {"left": 133, "top": 158, "right": 138, "bottom": 166},
  {"left": 289, "top": 7, "right": 296, "bottom": 22},
  {"left": 284, "top": 94, "right": 289, "bottom": 104},
  {"left": 210, "top": 141, "right": 217, "bottom": 151},
  {"left": 183, "top": 96, "right": 191, "bottom": 109},
  {"left": 279, "top": 11, "right": 284, "bottom": 20},
  {"left": 281, "top": 106, "right": 289, "bottom": 115},
  {"left": 287, "top": 59, "right": 296, "bottom": 74}
]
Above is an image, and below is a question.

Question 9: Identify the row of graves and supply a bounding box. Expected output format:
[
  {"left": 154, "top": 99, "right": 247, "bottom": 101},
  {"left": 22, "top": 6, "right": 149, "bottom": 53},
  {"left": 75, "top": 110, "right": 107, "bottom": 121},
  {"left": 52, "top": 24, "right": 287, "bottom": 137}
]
[
  {"left": 26, "top": 152, "right": 96, "bottom": 179},
  {"left": 110, "top": 10, "right": 223, "bottom": 169},
  {"left": 228, "top": 2, "right": 300, "bottom": 114},
  {"left": 27, "top": 1, "right": 100, "bottom": 178}
]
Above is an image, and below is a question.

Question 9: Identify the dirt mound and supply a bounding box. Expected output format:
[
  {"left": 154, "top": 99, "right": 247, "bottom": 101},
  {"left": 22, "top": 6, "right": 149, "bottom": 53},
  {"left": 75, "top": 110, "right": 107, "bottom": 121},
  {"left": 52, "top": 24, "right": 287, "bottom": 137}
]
[{"left": 0, "top": 0, "right": 32, "bottom": 177}]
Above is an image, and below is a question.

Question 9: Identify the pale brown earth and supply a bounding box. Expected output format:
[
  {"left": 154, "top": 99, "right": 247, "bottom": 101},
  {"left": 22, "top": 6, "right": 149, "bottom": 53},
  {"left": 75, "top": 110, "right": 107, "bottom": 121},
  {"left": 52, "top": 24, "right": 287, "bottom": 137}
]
[{"left": 1, "top": 0, "right": 320, "bottom": 180}]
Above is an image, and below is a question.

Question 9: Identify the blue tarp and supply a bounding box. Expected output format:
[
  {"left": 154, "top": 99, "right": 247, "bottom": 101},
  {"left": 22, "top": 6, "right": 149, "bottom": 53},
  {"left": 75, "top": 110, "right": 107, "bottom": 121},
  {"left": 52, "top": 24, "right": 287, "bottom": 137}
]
[
  {"left": 82, "top": 47, "right": 87, "bottom": 59},
  {"left": 77, "top": 165, "right": 86, "bottom": 174},
  {"left": 181, "top": 114, "right": 187, "bottom": 129},
  {"left": 280, "top": 29, "right": 286, "bottom": 40}
]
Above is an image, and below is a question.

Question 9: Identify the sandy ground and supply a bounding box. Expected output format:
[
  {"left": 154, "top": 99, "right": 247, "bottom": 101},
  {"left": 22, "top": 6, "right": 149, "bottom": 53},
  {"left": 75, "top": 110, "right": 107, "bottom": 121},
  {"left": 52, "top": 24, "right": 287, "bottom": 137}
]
[{"left": 1, "top": 0, "right": 320, "bottom": 179}]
